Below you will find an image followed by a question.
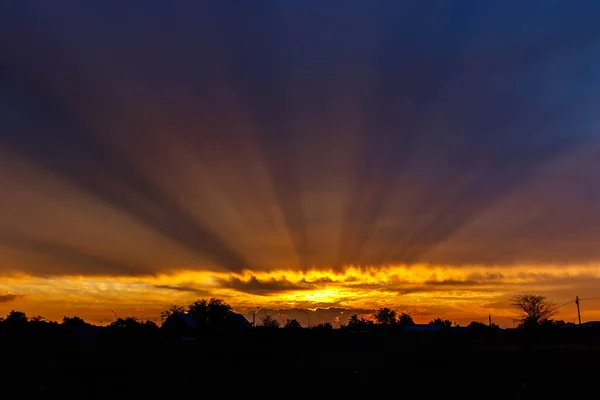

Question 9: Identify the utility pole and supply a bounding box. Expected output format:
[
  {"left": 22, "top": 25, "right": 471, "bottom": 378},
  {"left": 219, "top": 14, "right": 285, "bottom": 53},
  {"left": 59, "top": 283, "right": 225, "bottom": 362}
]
[
  {"left": 576, "top": 296, "right": 581, "bottom": 325},
  {"left": 488, "top": 314, "right": 492, "bottom": 326}
]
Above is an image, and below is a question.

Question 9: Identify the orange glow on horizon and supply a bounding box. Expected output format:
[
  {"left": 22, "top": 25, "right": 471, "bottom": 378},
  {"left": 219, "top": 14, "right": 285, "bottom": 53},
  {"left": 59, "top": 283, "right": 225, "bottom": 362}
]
[{"left": 3, "top": 263, "right": 600, "bottom": 327}]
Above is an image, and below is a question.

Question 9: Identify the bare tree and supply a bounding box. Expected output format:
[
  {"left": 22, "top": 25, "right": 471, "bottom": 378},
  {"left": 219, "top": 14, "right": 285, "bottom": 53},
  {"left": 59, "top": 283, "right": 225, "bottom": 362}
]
[
  {"left": 261, "top": 315, "right": 280, "bottom": 328},
  {"left": 509, "top": 294, "right": 557, "bottom": 327}
]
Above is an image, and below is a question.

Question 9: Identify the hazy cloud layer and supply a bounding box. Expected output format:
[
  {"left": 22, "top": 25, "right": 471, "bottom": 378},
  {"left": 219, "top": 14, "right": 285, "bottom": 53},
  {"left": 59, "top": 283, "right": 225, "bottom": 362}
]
[
  {"left": 0, "top": 294, "right": 20, "bottom": 303},
  {"left": 153, "top": 285, "right": 211, "bottom": 297},
  {"left": 1, "top": 2, "right": 600, "bottom": 276},
  {"left": 217, "top": 276, "right": 315, "bottom": 295}
]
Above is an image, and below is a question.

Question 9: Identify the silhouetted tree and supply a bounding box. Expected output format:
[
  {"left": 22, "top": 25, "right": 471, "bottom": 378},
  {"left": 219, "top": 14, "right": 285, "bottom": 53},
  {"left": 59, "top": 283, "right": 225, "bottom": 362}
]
[
  {"left": 28, "top": 315, "right": 58, "bottom": 331},
  {"left": 467, "top": 321, "right": 500, "bottom": 338},
  {"left": 468, "top": 321, "right": 499, "bottom": 330},
  {"left": 510, "top": 294, "right": 557, "bottom": 327},
  {"left": 124, "top": 317, "right": 141, "bottom": 329},
  {"left": 348, "top": 314, "right": 369, "bottom": 327},
  {"left": 284, "top": 319, "right": 302, "bottom": 329},
  {"left": 540, "top": 319, "right": 566, "bottom": 329},
  {"left": 27, "top": 315, "right": 50, "bottom": 328},
  {"left": 429, "top": 318, "right": 452, "bottom": 328},
  {"left": 160, "top": 304, "right": 186, "bottom": 322},
  {"left": 109, "top": 317, "right": 141, "bottom": 329},
  {"left": 187, "top": 298, "right": 234, "bottom": 331},
  {"left": 143, "top": 320, "right": 159, "bottom": 329},
  {"left": 4, "top": 310, "right": 27, "bottom": 326},
  {"left": 397, "top": 312, "right": 415, "bottom": 326},
  {"left": 374, "top": 308, "right": 397, "bottom": 324},
  {"left": 109, "top": 318, "right": 127, "bottom": 329},
  {"left": 312, "top": 322, "right": 333, "bottom": 330},
  {"left": 261, "top": 315, "right": 280, "bottom": 328},
  {"left": 62, "top": 316, "right": 88, "bottom": 327},
  {"left": 142, "top": 320, "right": 159, "bottom": 334},
  {"left": 161, "top": 312, "right": 192, "bottom": 336}
]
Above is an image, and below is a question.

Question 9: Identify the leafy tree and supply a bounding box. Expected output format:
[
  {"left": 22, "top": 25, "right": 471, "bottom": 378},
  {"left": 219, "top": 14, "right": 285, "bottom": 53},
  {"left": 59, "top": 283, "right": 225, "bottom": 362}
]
[
  {"left": 109, "top": 318, "right": 127, "bottom": 329},
  {"left": 141, "top": 320, "right": 160, "bottom": 334},
  {"left": 4, "top": 310, "right": 27, "bottom": 325},
  {"left": 540, "top": 319, "right": 566, "bottom": 329},
  {"left": 160, "top": 304, "right": 186, "bottom": 322},
  {"left": 397, "top": 312, "right": 415, "bottom": 326},
  {"left": 429, "top": 318, "right": 452, "bottom": 328},
  {"left": 124, "top": 317, "right": 141, "bottom": 329},
  {"left": 374, "top": 308, "right": 397, "bottom": 324},
  {"left": 468, "top": 321, "right": 499, "bottom": 330},
  {"left": 187, "top": 298, "right": 234, "bottom": 330},
  {"left": 467, "top": 321, "right": 499, "bottom": 338},
  {"left": 29, "top": 315, "right": 48, "bottom": 326},
  {"left": 62, "top": 316, "right": 88, "bottom": 327},
  {"left": 284, "top": 319, "right": 302, "bottom": 329},
  {"left": 510, "top": 294, "right": 557, "bottom": 327},
  {"left": 261, "top": 315, "right": 280, "bottom": 328},
  {"left": 143, "top": 320, "right": 159, "bottom": 329},
  {"left": 348, "top": 314, "right": 369, "bottom": 327},
  {"left": 109, "top": 317, "right": 141, "bottom": 329}
]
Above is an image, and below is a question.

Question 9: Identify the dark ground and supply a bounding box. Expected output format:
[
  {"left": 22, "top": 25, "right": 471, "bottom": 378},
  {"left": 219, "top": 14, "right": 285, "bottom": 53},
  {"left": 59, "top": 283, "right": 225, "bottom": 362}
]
[{"left": 3, "top": 329, "right": 599, "bottom": 399}]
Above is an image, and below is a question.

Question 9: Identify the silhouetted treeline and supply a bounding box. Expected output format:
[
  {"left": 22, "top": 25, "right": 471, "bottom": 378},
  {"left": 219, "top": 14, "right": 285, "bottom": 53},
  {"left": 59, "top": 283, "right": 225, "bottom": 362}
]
[
  {"left": 1, "top": 295, "right": 598, "bottom": 347},
  {"left": 3, "top": 299, "right": 600, "bottom": 400}
]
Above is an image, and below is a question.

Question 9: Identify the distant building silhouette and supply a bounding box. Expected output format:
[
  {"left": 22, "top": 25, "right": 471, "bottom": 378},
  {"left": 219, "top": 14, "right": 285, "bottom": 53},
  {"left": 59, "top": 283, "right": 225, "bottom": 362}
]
[
  {"left": 231, "top": 313, "right": 252, "bottom": 329},
  {"left": 560, "top": 320, "right": 600, "bottom": 329},
  {"left": 171, "top": 312, "right": 199, "bottom": 329}
]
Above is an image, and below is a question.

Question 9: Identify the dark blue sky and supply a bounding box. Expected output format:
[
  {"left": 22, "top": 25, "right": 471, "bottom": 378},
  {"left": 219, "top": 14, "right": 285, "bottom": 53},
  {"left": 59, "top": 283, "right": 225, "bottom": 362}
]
[{"left": 2, "top": 1, "right": 600, "bottom": 275}]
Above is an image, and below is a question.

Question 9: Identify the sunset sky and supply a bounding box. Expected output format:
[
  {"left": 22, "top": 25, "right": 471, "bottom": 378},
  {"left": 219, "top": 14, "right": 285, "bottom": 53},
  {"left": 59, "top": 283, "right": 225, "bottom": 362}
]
[{"left": 2, "top": 1, "right": 600, "bottom": 328}]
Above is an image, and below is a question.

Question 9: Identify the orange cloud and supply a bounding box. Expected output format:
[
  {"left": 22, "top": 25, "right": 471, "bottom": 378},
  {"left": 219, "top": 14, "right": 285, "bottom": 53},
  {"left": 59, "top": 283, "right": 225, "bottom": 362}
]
[{"left": 2, "top": 264, "right": 600, "bottom": 326}]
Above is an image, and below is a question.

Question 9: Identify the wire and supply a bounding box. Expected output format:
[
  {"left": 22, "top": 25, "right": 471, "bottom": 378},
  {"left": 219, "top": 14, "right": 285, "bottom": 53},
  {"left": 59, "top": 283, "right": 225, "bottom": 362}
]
[
  {"left": 579, "top": 297, "right": 600, "bottom": 301},
  {"left": 554, "top": 300, "right": 575, "bottom": 309}
]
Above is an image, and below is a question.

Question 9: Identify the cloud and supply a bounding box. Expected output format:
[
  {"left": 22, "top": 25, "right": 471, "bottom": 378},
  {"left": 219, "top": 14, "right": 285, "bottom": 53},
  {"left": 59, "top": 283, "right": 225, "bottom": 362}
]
[
  {"left": 217, "top": 276, "right": 315, "bottom": 295},
  {"left": 153, "top": 285, "right": 210, "bottom": 296},
  {"left": 0, "top": 293, "right": 20, "bottom": 303},
  {"left": 424, "top": 280, "right": 478, "bottom": 286}
]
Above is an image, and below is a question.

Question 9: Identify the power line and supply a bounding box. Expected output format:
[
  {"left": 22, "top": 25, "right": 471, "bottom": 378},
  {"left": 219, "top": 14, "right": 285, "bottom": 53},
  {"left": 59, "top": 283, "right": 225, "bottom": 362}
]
[
  {"left": 571, "top": 296, "right": 600, "bottom": 325},
  {"left": 555, "top": 300, "right": 575, "bottom": 309}
]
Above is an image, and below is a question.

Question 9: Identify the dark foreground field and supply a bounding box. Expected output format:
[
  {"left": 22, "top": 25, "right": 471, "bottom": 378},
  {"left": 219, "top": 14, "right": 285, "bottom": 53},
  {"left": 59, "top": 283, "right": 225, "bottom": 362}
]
[{"left": 3, "top": 329, "right": 599, "bottom": 399}]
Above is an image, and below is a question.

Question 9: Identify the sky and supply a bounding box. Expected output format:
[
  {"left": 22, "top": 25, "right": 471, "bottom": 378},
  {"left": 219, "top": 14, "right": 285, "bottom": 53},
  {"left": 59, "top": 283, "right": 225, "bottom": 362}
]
[{"left": 2, "top": 1, "right": 600, "bottom": 327}]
